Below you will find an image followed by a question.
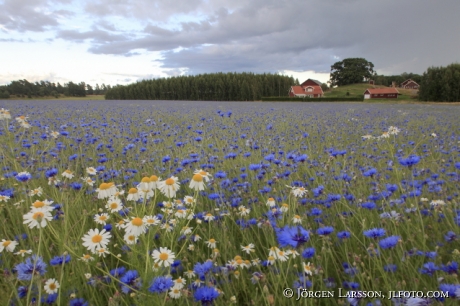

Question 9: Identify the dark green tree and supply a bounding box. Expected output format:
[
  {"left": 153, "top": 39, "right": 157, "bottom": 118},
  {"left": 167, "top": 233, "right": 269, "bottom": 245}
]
[{"left": 329, "top": 58, "right": 374, "bottom": 86}]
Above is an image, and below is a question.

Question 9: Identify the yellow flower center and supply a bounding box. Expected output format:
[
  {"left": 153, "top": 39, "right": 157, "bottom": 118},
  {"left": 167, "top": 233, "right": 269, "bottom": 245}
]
[
  {"left": 159, "top": 253, "right": 169, "bottom": 261},
  {"left": 65, "top": 170, "right": 72, "bottom": 174},
  {"left": 192, "top": 174, "right": 203, "bottom": 182},
  {"left": 128, "top": 188, "right": 138, "bottom": 194},
  {"left": 132, "top": 217, "right": 143, "bottom": 226},
  {"left": 19, "top": 115, "right": 25, "bottom": 120},
  {"left": 99, "top": 215, "right": 108, "bottom": 221},
  {"left": 91, "top": 234, "right": 102, "bottom": 243},
  {"left": 98, "top": 248, "right": 106, "bottom": 253},
  {"left": 236, "top": 259, "right": 243, "bottom": 265},
  {"left": 165, "top": 178, "right": 175, "bottom": 185},
  {"left": 110, "top": 203, "right": 118, "bottom": 209},
  {"left": 33, "top": 201, "right": 45, "bottom": 208},
  {"left": 294, "top": 215, "right": 300, "bottom": 219},
  {"left": 83, "top": 254, "right": 91, "bottom": 259},
  {"left": 209, "top": 239, "right": 216, "bottom": 243},
  {"left": 127, "top": 235, "right": 135, "bottom": 241},
  {"left": 234, "top": 255, "right": 242, "bottom": 261},
  {"left": 32, "top": 212, "right": 44, "bottom": 220},
  {"left": 268, "top": 197, "right": 274, "bottom": 201},
  {"left": 177, "top": 209, "right": 184, "bottom": 214},
  {"left": 268, "top": 256, "right": 275, "bottom": 261},
  {"left": 49, "top": 283, "right": 56, "bottom": 290},
  {"left": 141, "top": 177, "right": 150, "bottom": 183},
  {"left": 199, "top": 171, "right": 207, "bottom": 176},
  {"left": 2, "top": 240, "right": 11, "bottom": 247},
  {"left": 150, "top": 175, "right": 158, "bottom": 182},
  {"left": 99, "top": 183, "right": 110, "bottom": 190}
]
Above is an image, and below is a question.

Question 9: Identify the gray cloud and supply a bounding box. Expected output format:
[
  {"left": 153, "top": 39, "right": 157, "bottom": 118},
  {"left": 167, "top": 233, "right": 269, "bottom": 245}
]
[{"left": 0, "top": 0, "right": 66, "bottom": 32}]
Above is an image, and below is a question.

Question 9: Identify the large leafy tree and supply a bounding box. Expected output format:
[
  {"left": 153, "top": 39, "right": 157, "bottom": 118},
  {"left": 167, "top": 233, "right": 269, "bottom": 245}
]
[{"left": 329, "top": 58, "right": 374, "bottom": 86}]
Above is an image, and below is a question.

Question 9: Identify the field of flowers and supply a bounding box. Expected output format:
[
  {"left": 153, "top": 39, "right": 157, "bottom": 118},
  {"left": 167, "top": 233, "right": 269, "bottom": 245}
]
[{"left": 0, "top": 100, "right": 459, "bottom": 306}]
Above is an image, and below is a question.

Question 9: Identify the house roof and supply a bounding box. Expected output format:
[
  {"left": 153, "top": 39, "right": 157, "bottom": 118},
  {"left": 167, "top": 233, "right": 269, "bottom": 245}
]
[
  {"left": 401, "top": 79, "right": 419, "bottom": 86},
  {"left": 300, "top": 79, "right": 322, "bottom": 86},
  {"left": 291, "top": 86, "right": 307, "bottom": 95},
  {"left": 291, "top": 85, "right": 323, "bottom": 95},
  {"left": 364, "top": 88, "right": 399, "bottom": 94}
]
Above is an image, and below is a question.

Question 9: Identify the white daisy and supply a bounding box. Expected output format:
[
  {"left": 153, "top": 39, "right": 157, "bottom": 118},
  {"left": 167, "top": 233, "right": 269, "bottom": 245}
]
[
  {"left": 15, "top": 249, "right": 33, "bottom": 257},
  {"left": 30, "top": 199, "right": 54, "bottom": 212},
  {"left": 149, "top": 175, "right": 160, "bottom": 190},
  {"left": 1, "top": 239, "right": 18, "bottom": 252},
  {"left": 82, "top": 177, "right": 95, "bottom": 186},
  {"left": 0, "top": 195, "right": 10, "bottom": 202},
  {"left": 151, "top": 247, "right": 176, "bottom": 267},
  {"left": 193, "top": 169, "right": 212, "bottom": 182},
  {"left": 86, "top": 167, "right": 97, "bottom": 175},
  {"left": 28, "top": 187, "right": 43, "bottom": 197},
  {"left": 44, "top": 278, "right": 60, "bottom": 294},
  {"left": 292, "top": 215, "right": 302, "bottom": 224},
  {"left": 126, "top": 188, "right": 140, "bottom": 201},
  {"left": 189, "top": 173, "right": 206, "bottom": 191},
  {"left": 94, "top": 213, "right": 110, "bottom": 225},
  {"left": 81, "top": 228, "right": 112, "bottom": 253},
  {"left": 123, "top": 216, "right": 148, "bottom": 237},
  {"left": 143, "top": 215, "right": 160, "bottom": 226},
  {"left": 291, "top": 187, "right": 308, "bottom": 198},
  {"left": 241, "top": 243, "right": 255, "bottom": 254},
  {"left": 173, "top": 277, "right": 186, "bottom": 290},
  {"left": 205, "top": 238, "right": 217, "bottom": 248},
  {"left": 169, "top": 287, "right": 182, "bottom": 299},
  {"left": 23, "top": 207, "right": 53, "bottom": 228},
  {"left": 158, "top": 176, "right": 180, "bottom": 198},
  {"left": 96, "top": 182, "right": 117, "bottom": 199},
  {"left": 105, "top": 197, "right": 123, "bottom": 213},
  {"left": 62, "top": 169, "right": 74, "bottom": 179},
  {"left": 95, "top": 247, "right": 110, "bottom": 257},
  {"left": 183, "top": 196, "right": 196, "bottom": 206},
  {"left": 203, "top": 213, "right": 215, "bottom": 222},
  {"left": 124, "top": 233, "right": 138, "bottom": 245},
  {"left": 280, "top": 203, "right": 289, "bottom": 212},
  {"left": 266, "top": 197, "right": 276, "bottom": 207},
  {"left": 185, "top": 270, "right": 195, "bottom": 278}
]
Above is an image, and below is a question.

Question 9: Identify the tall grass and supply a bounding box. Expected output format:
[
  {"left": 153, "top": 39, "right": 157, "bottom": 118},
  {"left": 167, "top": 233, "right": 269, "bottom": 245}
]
[{"left": 0, "top": 101, "right": 459, "bottom": 305}]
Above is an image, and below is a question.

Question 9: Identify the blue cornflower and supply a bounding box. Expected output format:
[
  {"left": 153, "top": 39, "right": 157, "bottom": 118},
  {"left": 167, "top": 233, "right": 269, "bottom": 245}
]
[
  {"left": 194, "top": 261, "right": 214, "bottom": 279},
  {"left": 110, "top": 266, "right": 126, "bottom": 277},
  {"left": 384, "top": 264, "right": 397, "bottom": 272},
  {"left": 15, "top": 172, "right": 32, "bottom": 182},
  {"left": 301, "top": 247, "right": 315, "bottom": 259},
  {"left": 378, "top": 236, "right": 400, "bottom": 249},
  {"left": 49, "top": 254, "right": 71, "bottom": 266},
  {"left": 337, "top": 231, "right": 351, "bottom": 240},
  {"left": 215, "top": 171, "right": 226, "bottom": 179},
  {"left": 316, "top": 226, "right": 334, "bottom": 236},
  {"left": 361, "top": 202, "right": 376, "bottom": 210},
  {"left": 444, "top": 231, "right": 457, "bottom": 242},
  {"left": 440, "top": 261, "right": 458, "bottom": 274},
  {"left": 248, "top": 164, "right": 261, "bottom": 171},
  {"left": 69, "top": 182, "right": 82, "bottom": 190},
  {"left": 42, "top": 293, "right": 58, "bottom": 304},
  {"left": 363, "top": 228, "right": 386, "bottom": 239},
  {"left": 363, "top": 168, "right": 377, "bottom": 177},
  {"left": 45, "top": 168, "right": 58, "bottom": 178},
  {"left": 194, "top": 286, "right": 219, "bottom": 305},
  {"left": 419, "top": 262, "right": 439, "bottom": 276},
  {"left": 398, "top": 155, "right": 420, "bottom": 167},
  {"left": 148, "top": 276, "right": 174, "bottom": 294},
  {"left": 120, "top": 270, "right": 141, "bottom": 294},
  {"left": 15, "top": 255, "right": 47, "bottom": 281},
  {"left": 69, "top": 298, "right": 89, "bottom": 306},
  {"left": 439, "top": 283, "right": 460, "bottom": 298},
  {"left": 276, "top": 225, "right": 310, "bottom": 248}
]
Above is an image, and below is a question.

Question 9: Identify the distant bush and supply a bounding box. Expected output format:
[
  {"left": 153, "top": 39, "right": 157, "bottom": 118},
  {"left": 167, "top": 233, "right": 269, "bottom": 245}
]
[
  {"left": 0, "top": 91, "right": 10, "bottom": 99},
  {"left": 261, "top": 96, "right": 364, "bottom": 102}
]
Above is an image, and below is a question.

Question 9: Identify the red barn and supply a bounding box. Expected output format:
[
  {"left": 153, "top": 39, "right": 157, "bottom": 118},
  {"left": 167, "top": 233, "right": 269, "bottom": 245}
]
[
  {"left": 364, "top": 88, "right": 399, "bottom": 99},
  {"left": 400, "top": 79, "right": 419, "bottom": 89},
  {"left": 288, "top": 79, "right": 324, "bottom": 98}
]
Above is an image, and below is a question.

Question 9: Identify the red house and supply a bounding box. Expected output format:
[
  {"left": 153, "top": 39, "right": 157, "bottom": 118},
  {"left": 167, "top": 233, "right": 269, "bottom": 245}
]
[
  {"left": 288, "top": 79, "right": 324, "bottom": 98},
  {"left": 364, "top": 88, "right": 399, "bottom": 99},
  {"left": 400, "top": 79, "right": 419, "bottom": 89}
]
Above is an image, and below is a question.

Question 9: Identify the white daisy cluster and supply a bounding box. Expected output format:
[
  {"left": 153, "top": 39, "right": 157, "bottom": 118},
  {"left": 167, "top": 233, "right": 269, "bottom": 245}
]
[
  {"left": 362, "top": 126, "right": 402, "bottom": 140},
  {"left": 23, "top": 199, "right": 55, "bottom": 229}
]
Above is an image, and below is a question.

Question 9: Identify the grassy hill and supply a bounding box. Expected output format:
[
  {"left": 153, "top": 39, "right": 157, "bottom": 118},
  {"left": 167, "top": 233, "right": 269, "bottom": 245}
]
[{"left": 323, "top": 83, "right": 418, "bottom": 101}]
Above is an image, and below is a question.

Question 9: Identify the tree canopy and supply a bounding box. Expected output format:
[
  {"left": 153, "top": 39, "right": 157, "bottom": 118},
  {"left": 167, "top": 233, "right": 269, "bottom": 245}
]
[
  {"left": 105, "top": 72, "right": 296, "bottom": 101},
  {"left": 419, "top": 63, "right": 460, "bottom": 102},
  {"left": 329, "top": 58, "right": 374, "bottom": 87}
]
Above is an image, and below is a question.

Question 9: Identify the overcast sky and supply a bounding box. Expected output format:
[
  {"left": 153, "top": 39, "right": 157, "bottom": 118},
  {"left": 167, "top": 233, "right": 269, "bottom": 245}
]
[{"left": 1, "top": 0, "right": 459, "bottom": 86}]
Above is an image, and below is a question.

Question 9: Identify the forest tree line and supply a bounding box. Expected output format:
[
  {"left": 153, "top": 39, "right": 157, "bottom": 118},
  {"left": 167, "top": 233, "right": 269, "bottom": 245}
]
[
  {"left": 418, "top": 63, "right": 460, "bottom": 102},
  {"left": 104, "top": 73, "right": 298, "bottom": 101},
  {"left": 0, "top": 79, "right": 112, "bottom": 98}
]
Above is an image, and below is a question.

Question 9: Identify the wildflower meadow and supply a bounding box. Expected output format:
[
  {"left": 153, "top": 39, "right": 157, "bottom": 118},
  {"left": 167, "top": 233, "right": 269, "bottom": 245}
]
[{"left": 0, "top": 100, "right": 459, "bottom": 306}]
